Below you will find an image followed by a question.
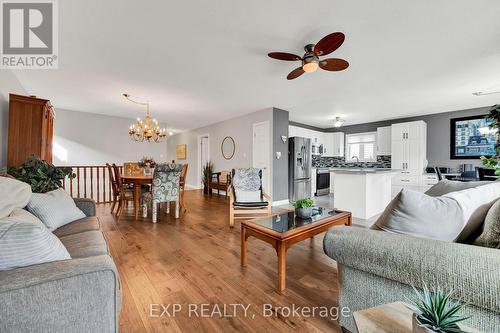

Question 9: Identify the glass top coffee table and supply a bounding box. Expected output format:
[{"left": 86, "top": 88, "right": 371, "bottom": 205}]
[{"left": 241, "top": 207, "right": 352, "bottom": 292}]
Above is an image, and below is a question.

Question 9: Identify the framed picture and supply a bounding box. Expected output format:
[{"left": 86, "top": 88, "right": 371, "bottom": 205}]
[
  {"left": 176, "top": 144, "right": 187, "bottom": 160},
  {"left": 450, "top": 115, "right": 496, "bottom": 159}
]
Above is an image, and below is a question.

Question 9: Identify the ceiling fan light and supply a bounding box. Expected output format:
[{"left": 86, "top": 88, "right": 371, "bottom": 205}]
[
  {"left": 302, "top": 61, "right": 318, "bottom": 73},
  {"left": 333, "top": 117, "right": 345, "bottom": 127}
]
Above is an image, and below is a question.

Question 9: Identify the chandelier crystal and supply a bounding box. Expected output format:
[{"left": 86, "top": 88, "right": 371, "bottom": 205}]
[{"left": 124, "top": 93, "right": 167, "bottom": 143}]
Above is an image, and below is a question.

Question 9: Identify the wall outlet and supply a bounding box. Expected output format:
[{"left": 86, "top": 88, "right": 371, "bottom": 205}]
[{"left": 276, "top": 151, "right": 281, "bottom": 159}]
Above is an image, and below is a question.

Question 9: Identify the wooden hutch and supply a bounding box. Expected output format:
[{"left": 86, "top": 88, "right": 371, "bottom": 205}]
[{"left": 7, "top": 94, "right": 54, "bottom": 167}]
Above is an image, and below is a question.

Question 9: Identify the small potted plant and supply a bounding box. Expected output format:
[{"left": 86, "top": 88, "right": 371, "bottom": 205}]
[
  {"left": 406, "top": 283, "right": 470, "bottom": 333},
  {"left": 293, "top": 198, "right": 315, "bottom": 219}
]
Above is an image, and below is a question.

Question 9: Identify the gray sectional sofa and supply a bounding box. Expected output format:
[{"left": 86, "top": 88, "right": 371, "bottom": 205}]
[
  {"left": 0, "top": 198, "right": 121, "bottom": 333},
  {"left": 324, "top": 219, "right": 500, "bottom": 332}
]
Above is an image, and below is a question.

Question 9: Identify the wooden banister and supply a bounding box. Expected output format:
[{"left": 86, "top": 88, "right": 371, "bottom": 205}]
[{"left": 57, "top": 165, "right": 123, "bottom": 204}]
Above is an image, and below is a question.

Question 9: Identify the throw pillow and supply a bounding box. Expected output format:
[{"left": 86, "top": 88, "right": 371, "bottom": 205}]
[
  {"left": 425, "top": 180, "right": 493, "bottom": 197},
  {"left": 235, "top": 189, "right": 262, "bottom": 203},
  {"left": 374, "top": 183, "right": 500, "bottom": 241},
  {"left": 0, "top": 176, "right": 32, "bottom": 218},
  {"left": 473, "top": 199, "right": 500, "bottom": 249},
  {"left": 0, "top": 209, "right": 71, "bottom": 270},
  {"left": 373, "top": 189, "right": 464, "bottom": 241},
  {"left": 26, "top": 188, "right": 85, "bottom": 231}
]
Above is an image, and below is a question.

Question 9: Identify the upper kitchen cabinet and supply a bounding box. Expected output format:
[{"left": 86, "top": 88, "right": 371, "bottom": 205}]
[
  {"left": 323, "top": 132, "right": 344, "bottom": 157},
  {"left": 376, "top": 126, "right": 391, "bottom": 155}
]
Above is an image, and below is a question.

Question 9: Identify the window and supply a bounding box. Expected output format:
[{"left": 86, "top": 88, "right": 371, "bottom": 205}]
[{"left": 345, "top": 132, "right": 377, "bottom": 162}]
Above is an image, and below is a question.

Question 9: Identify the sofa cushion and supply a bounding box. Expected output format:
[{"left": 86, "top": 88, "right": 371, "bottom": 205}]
[
  {"left": 59, "top": 230, "right": 108, "bottom": 258},
  {"left": 473, "top": 199, "right": 500, "bottom": 249},
  {"left": 0, "top": 176, "right": 32, "bottom": 218},
  {"left": 0, "top": 209, "right": 71, "bottom": 270},
  {"left": 425, "top": 179, "right": 493, "bottom": 197},
  {"left": 374, "top": 183, "right": 500, "bottom": 241},
  {"left": 26, "top": 188, "right": 86, "bottom": 231},
  {"left": 53, "top": 216, "right": 101, "bottom": 237}
]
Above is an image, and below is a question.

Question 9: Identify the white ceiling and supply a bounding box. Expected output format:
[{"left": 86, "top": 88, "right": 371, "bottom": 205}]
[{"left": 10, "top": 0, "right": 500, "bottom": 131}]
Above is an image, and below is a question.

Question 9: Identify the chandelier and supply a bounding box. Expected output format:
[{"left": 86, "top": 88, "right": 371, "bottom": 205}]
[{"left": 124, "top": 93, "right": 167, "bottom": 143}]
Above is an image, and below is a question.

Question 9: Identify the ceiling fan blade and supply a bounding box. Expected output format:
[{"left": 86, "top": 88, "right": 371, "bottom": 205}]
[
  {"left": 314, "top": 32, "right": 345, "bottom": 56},
  {"left": 287, "top": 67, "right": 305, "bottom": 80},
  {"left": 268, "top": 52, "right": 302, "bottom": 61},
  {"left": 319, "top": 58, "right": 349, "bottom": 71}
]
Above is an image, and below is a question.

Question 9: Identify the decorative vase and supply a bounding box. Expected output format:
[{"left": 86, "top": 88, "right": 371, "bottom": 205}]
[
  {"left": 295, "top": 207, "right": 312, "bottom": 219},
  {"left": 412, "top": 314, "right": 437, "bottom": 333}
]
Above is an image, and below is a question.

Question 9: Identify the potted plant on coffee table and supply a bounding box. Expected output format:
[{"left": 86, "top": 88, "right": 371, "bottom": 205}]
[
  {"left": 293, "top": 198, "right": 315, "bottom": 219},
  {"left": 406, "top": 283, "right": 470, "bottom": 333}
]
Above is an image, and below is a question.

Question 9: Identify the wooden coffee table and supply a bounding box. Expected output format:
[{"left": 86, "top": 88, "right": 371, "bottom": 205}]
[{"left": 241, "top": 207, "right": 351, "bottom": 292}]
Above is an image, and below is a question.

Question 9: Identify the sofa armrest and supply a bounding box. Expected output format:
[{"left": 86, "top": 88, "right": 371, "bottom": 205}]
[
  {"left": 0, "top": 255, "right": 120, "bottom": 333},
  {"left": 73, "top": 197, "right": 96, "bottom": 216},
  {"left": 323, "top": 226, "right": 500, "bottom": 313}
]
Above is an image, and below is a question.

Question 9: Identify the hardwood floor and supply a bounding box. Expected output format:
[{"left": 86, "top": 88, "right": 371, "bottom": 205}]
[{"left": 98, "top": 190, "right": 342, "bottom": 333}]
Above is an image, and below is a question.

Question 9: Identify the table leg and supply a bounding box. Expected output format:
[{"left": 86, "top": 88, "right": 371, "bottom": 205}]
[
  {"left": 241, "top": 226, "right": 247, "bottom": 267},
  {"left": 134, "top": 184, "right": 140, "bottom": 220},
  {"left": 277, "top": 242, "right": 287, "bottom": 291}
]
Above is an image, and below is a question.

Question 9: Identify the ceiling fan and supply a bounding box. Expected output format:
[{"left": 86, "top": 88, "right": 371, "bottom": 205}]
[{"left": 268, "top": 32, "right": 349, "bottom": 80}]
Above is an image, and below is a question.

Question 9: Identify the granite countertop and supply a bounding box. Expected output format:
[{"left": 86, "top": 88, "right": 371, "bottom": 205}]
[{"left": 328, "top": 167, "right": 398, "bottom": 174}]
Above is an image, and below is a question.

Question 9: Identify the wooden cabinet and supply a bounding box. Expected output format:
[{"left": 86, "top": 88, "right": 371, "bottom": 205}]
[
  {"left": 7, "top": 94, "right": 54, "bottom": 167},
  {"left": 376, "top": 126, "right": 391, "bottom": 155}
]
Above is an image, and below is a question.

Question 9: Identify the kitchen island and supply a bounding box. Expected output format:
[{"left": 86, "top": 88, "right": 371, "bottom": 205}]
[{"left": 331, "top": 168, "right": 398, "bottom": 219}]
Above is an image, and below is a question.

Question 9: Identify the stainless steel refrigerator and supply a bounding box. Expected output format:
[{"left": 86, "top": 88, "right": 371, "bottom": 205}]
[{"left": 288, "top": 137, "right": 312, "bottom": 202}]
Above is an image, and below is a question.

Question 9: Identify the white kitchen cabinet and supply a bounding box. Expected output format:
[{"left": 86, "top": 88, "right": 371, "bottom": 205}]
[
  {"left": 391, "top": 120, "right": 427, "bottom": 196},
  {"left": 323, "top": 132, "right": 344, "bottom": 157},
  {"left": 376, "top": 126, "right": 391, "bottom": 155}
]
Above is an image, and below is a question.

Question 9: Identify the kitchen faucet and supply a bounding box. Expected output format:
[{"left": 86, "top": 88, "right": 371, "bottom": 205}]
[{"left": 352, "top": 156, "right": 360, "bottom": 162}]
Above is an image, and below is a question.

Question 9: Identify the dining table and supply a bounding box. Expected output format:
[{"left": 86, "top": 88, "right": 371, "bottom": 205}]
[{"left": 120, "top": 173, "right": 153, "bottom": 219}]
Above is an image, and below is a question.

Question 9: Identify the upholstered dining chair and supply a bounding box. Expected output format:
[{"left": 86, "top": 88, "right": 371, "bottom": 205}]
[
  {"left": 143, "top": 163, "right": 183, "bottom": 223},
  {"left": 229, "top": 168, "right": 271, "bottom": 228}
]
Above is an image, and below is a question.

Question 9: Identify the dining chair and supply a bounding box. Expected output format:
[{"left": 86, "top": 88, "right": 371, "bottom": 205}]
[
  {"left": 113, "top": 163, "right": 135, "bottom": 216},
  {"left": 106, "top": 163, "right": 119, "bottom": 213},
  {"left": 179, "top": 163, "right": 188, "bottom": 212},
  {"left": 143, "top": 163, "right": 183, "bottom": 223}
]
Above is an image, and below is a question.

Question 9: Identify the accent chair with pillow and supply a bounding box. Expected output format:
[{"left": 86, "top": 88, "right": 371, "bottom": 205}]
[
  {"left": 0, "top": 176, "right": 121, "bottom": 333},
  {"left": 323, "top": 180, "right": 500, "bottom": 333},
  {"left": 229, "top": 168, "right": 271, "bottom": 227}
]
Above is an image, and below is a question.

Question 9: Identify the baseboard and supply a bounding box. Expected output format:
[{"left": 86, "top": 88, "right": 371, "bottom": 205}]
[{"left": 271, "top": 199, "right": 290, "bottom": 206}]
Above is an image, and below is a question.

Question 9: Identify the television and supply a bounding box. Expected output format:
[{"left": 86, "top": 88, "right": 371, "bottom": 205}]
[{"left": 450, "top": 115, "right": 496, "bottom": 159}]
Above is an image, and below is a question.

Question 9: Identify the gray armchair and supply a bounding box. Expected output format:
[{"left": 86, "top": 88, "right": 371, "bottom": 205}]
[{"left": 323, "top": 226, "right": 500, "bottom": 333}]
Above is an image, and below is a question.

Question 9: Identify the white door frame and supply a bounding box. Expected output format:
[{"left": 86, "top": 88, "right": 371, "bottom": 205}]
[
  {"left": 252, "top": 121, "right": 271, "bottom": 195},
  {"left": 197, "top": 134, "right": 210, "bottom": 189}
]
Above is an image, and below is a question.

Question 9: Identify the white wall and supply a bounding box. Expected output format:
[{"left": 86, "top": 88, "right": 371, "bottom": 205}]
[
  {"left": 54, "top": 109, "right": 168, "bottom": 166},
  {"left": 166, "top": 108, "right": 274, "bottom": 191},
  {"left": 0, "top": 70, "right": 27, "bottom": 168}
]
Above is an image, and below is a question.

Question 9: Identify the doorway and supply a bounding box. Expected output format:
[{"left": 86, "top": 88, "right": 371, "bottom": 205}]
[
  {"left": 252, "top": 121, "right": 270, "bottom": 195},
  {"left": 198, "top": 134, "right": 210, "bottom": 189}
]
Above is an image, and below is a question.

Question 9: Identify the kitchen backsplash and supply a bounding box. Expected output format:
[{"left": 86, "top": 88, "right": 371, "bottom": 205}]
[{"left": 312, "top": 155, "right": 391, "bottom": 168}]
